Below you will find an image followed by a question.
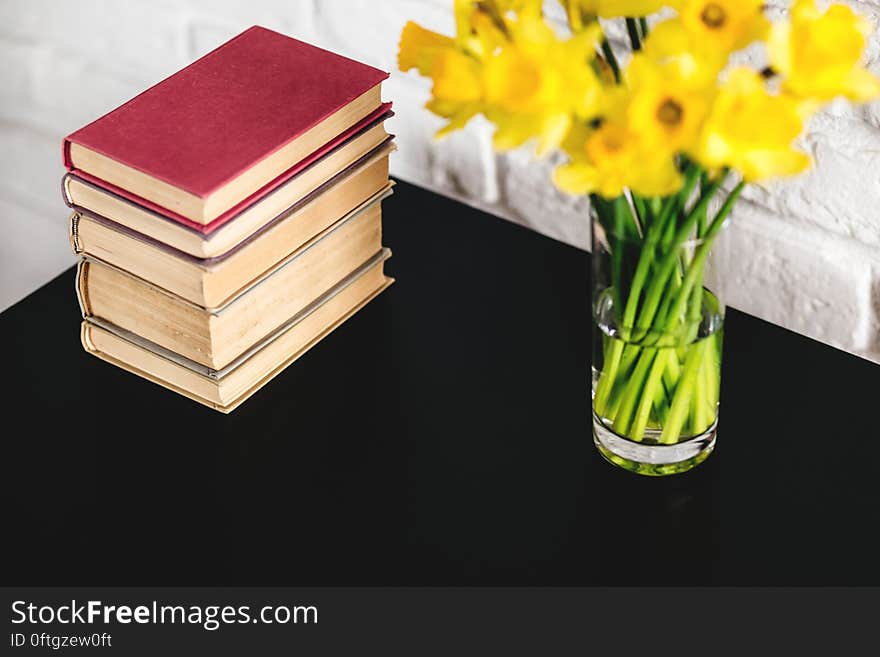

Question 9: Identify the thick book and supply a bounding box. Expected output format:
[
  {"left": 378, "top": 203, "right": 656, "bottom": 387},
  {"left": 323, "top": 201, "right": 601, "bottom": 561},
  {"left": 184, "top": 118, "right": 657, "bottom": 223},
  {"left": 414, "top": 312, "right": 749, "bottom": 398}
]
[
  {"left": 63, "top": 25, "right": 389, "bottom": 224},
  {"left": 70, "top": 148, "right": 392, "bottom": 308},
  {"left": 63, "top": 111, "right": 393, "bottom": 257},
  {"left": 81, "top": 252, "right": 392, "bottom": 413},
  {"left": 77, "top": 201, "right": 385, "bottom": 371}
]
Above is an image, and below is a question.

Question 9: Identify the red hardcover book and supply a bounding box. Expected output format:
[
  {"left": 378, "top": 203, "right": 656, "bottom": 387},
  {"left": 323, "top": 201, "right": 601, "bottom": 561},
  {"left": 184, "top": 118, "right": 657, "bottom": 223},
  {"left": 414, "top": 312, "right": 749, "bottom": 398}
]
[{"left": 63, "top": 26, "right": 388, "bottom": 225}]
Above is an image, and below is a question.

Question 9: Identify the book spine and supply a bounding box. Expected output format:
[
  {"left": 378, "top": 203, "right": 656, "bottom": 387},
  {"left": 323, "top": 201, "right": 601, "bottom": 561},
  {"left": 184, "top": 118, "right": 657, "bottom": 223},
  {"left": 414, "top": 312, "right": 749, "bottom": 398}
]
[
  {"left": 61, "top": 173, "right": 75, "bottom": 207},
  {"left": 80, "top": 321, "right": 95, "bottom": 352},
  {"left": 62, "top": 138, "right": 73, "bottom": 170},
  {"left": 68, "top": 212, "right": 82, "bottom": 254},
  {"left": 75, "top": 260, "right": 92, "bottom": 318}
]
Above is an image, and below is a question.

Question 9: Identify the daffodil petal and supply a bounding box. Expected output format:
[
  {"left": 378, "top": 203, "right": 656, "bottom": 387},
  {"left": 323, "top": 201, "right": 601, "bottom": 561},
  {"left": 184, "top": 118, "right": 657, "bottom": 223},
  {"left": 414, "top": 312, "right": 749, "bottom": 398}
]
[{"left": 553, "top": 163, "right": 599, "bottom": 195}]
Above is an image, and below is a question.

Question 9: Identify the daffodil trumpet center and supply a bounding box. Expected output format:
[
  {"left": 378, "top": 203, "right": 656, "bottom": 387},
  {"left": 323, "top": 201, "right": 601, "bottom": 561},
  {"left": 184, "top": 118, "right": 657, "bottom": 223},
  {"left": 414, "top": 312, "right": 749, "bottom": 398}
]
[
  {"left": 602, "top": 135, "right": 625, "bottom": 152},
  {"left": 656, "top": 99, "right": 684, "bottom": 126},
  {"left": 700, "top": 3, "right": 727, "bottom": 29}
]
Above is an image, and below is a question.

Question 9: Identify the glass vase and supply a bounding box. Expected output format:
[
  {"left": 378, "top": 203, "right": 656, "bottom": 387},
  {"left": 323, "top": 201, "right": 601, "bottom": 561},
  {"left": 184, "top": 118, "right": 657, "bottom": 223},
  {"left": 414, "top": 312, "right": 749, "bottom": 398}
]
[{"left": 591, "top": 204, "right": 725, "bottom": 476}]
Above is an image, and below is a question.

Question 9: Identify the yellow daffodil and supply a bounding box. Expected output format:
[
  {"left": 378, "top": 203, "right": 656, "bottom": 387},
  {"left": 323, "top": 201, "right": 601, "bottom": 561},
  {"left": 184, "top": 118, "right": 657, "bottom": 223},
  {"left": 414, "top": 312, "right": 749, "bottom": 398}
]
[
  {"left": 555, "top": 120, "right": 683, "bottom": 198},
  {"left": 399, "top": 21, "right": 486, "bottom": 137},
  {"left": 428, "top": 50, "right": 483, "bottom": 103},
  {"left": 768, "top": 0, "right": 880, "bottom": 102},
  {"left": 563, "top": 0, "right": 665, "bottom": 23},
  {"left": 453, "top": 0, "right": 511, "bottom": 56},
  {"left": 398, "top": 21, "right": 455, "bottom": 76},
  {"left": 672, "top": 0, "right": 769, "bottom": 54},
  {"left": 400, "top": 0, "right": 878, "bottom": 198},
  {"left": 642, "top": 18, "right": 727, "bottom": 84},
  {"left": 696, "top": 68, "right": 810, "bottom": 182},
  {"left": 483, "top": 15, "right": 604, "bottom": 153},
  {"left": 493, "top": 0, "right": 543, "bottom": 14},
  {"left": 624, "top": 54, "right": 714, "bottom": 154},
  {"left": 483, "top": 43, "right": 575, "bottom": 149},
  {"left": 424, "top": 50, "right": 485, "bottom": 137},
  {"left": 400, "top": 3, "right": 604, "bottom": 147}
]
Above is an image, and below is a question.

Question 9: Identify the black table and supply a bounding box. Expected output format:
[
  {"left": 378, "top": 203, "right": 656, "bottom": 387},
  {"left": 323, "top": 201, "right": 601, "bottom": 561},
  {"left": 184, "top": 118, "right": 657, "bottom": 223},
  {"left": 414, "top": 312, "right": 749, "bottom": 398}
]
[{"left": 3, "top": 181, "right": 879, "bottom": 585}]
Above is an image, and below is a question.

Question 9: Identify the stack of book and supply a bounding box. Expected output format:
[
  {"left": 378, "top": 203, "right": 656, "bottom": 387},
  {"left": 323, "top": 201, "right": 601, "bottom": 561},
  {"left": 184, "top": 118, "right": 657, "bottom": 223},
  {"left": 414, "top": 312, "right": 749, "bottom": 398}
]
[{"left": 62, "top": 26, "right": 395, "bottom": 412}]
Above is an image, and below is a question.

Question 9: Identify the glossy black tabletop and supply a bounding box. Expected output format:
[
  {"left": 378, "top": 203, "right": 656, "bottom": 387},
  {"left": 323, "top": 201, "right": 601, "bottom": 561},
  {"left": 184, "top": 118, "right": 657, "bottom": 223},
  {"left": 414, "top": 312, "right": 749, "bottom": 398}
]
[{"left": 3, "top": 180, "right": 879, "bottom": 585}]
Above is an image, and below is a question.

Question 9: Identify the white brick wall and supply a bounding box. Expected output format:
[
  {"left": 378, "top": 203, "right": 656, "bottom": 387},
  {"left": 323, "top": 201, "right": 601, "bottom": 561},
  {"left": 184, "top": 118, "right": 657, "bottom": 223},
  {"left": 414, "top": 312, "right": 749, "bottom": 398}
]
[{"left": 1, "top": 0, "right": 879, "bottom": 363}]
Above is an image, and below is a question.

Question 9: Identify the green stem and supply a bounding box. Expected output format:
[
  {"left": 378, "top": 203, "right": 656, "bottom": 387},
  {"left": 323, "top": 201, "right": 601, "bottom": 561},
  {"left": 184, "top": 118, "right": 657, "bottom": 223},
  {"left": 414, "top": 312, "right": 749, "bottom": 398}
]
[
  {"left": 654, "top": 268, "right": 683, "bottom": 342},
  {"left": 652, "top": 375, "right": 671, "bottom": 426},
  {"left": 593, "top": 197, "right": 644, "bottom": 420},
  {"left": 706, "top": 332, "right": 721, "bottom": 414},
  {"left": 604, "top": 341, "right": 643, "bottom": 416},
  {"left": 594, "top": 339, "right": 623, "bottom": 416},
  {"left": 630, "top": 350, "right": 669, "bottom": 440},
  {"left": 621, "top": 195, "right": 642, "bottom": 236},
  {"left": 657, "top": 181, "right": 744, "bottom": 336},
  {"left": 631, "top": 175, "right": 724, "bottom": 341},
  {"left": 682, "top": 270, "right": 704, "bottom": 344},
  {"left": 613, "top": 347, "right": 656, "bottom": 436},
  {"left": 659, "top": 205, "right": 678, "bottom": 253},
  {"left": 659, "top": 340, "right": 707, "bottom": 443},
  {"left": 606, "top": 342, "right": 645, "bottom": 424},
  {"left": 632, "top": 193, "right": 647, "bottom": 232},
  {"left": 692, "top": 355, "right": 709, "bottom": 433},
  {"left": 662, "top": 349, "right": 682, "bottom": 398},
  {"left": 612, "top": 267, "right": 681, "bottom": 433},
  {"left": 595, "top": 171, "right": 700, "bottom": 428},
  {"left": 650, "top": 184, "right": 743, "bottom": 442},
  {"left": 619, "top": 166, "right": 700, "bottom": 340},
  {"left": 696, "top": 172, "right": 710, "bottom": 237},
  {"left": 695, "top": 340, "right": 718, "bottom": 434},
  {"left": 596, "top": 173, "right": 744, "bottom": 443}
]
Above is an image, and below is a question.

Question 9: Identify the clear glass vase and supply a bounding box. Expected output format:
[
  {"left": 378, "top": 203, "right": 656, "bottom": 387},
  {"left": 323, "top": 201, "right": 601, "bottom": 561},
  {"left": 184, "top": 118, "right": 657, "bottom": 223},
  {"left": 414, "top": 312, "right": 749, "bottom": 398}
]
[{"left": 591, "top": 204, "right": 725, "bottom": 476}]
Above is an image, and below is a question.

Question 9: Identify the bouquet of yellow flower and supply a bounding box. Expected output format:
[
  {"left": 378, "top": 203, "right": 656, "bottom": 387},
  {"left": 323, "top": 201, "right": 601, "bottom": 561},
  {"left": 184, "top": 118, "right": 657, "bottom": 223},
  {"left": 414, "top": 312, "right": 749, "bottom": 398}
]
[{"left": 399, "top": 0, "right": 879, "bottom": 474}]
